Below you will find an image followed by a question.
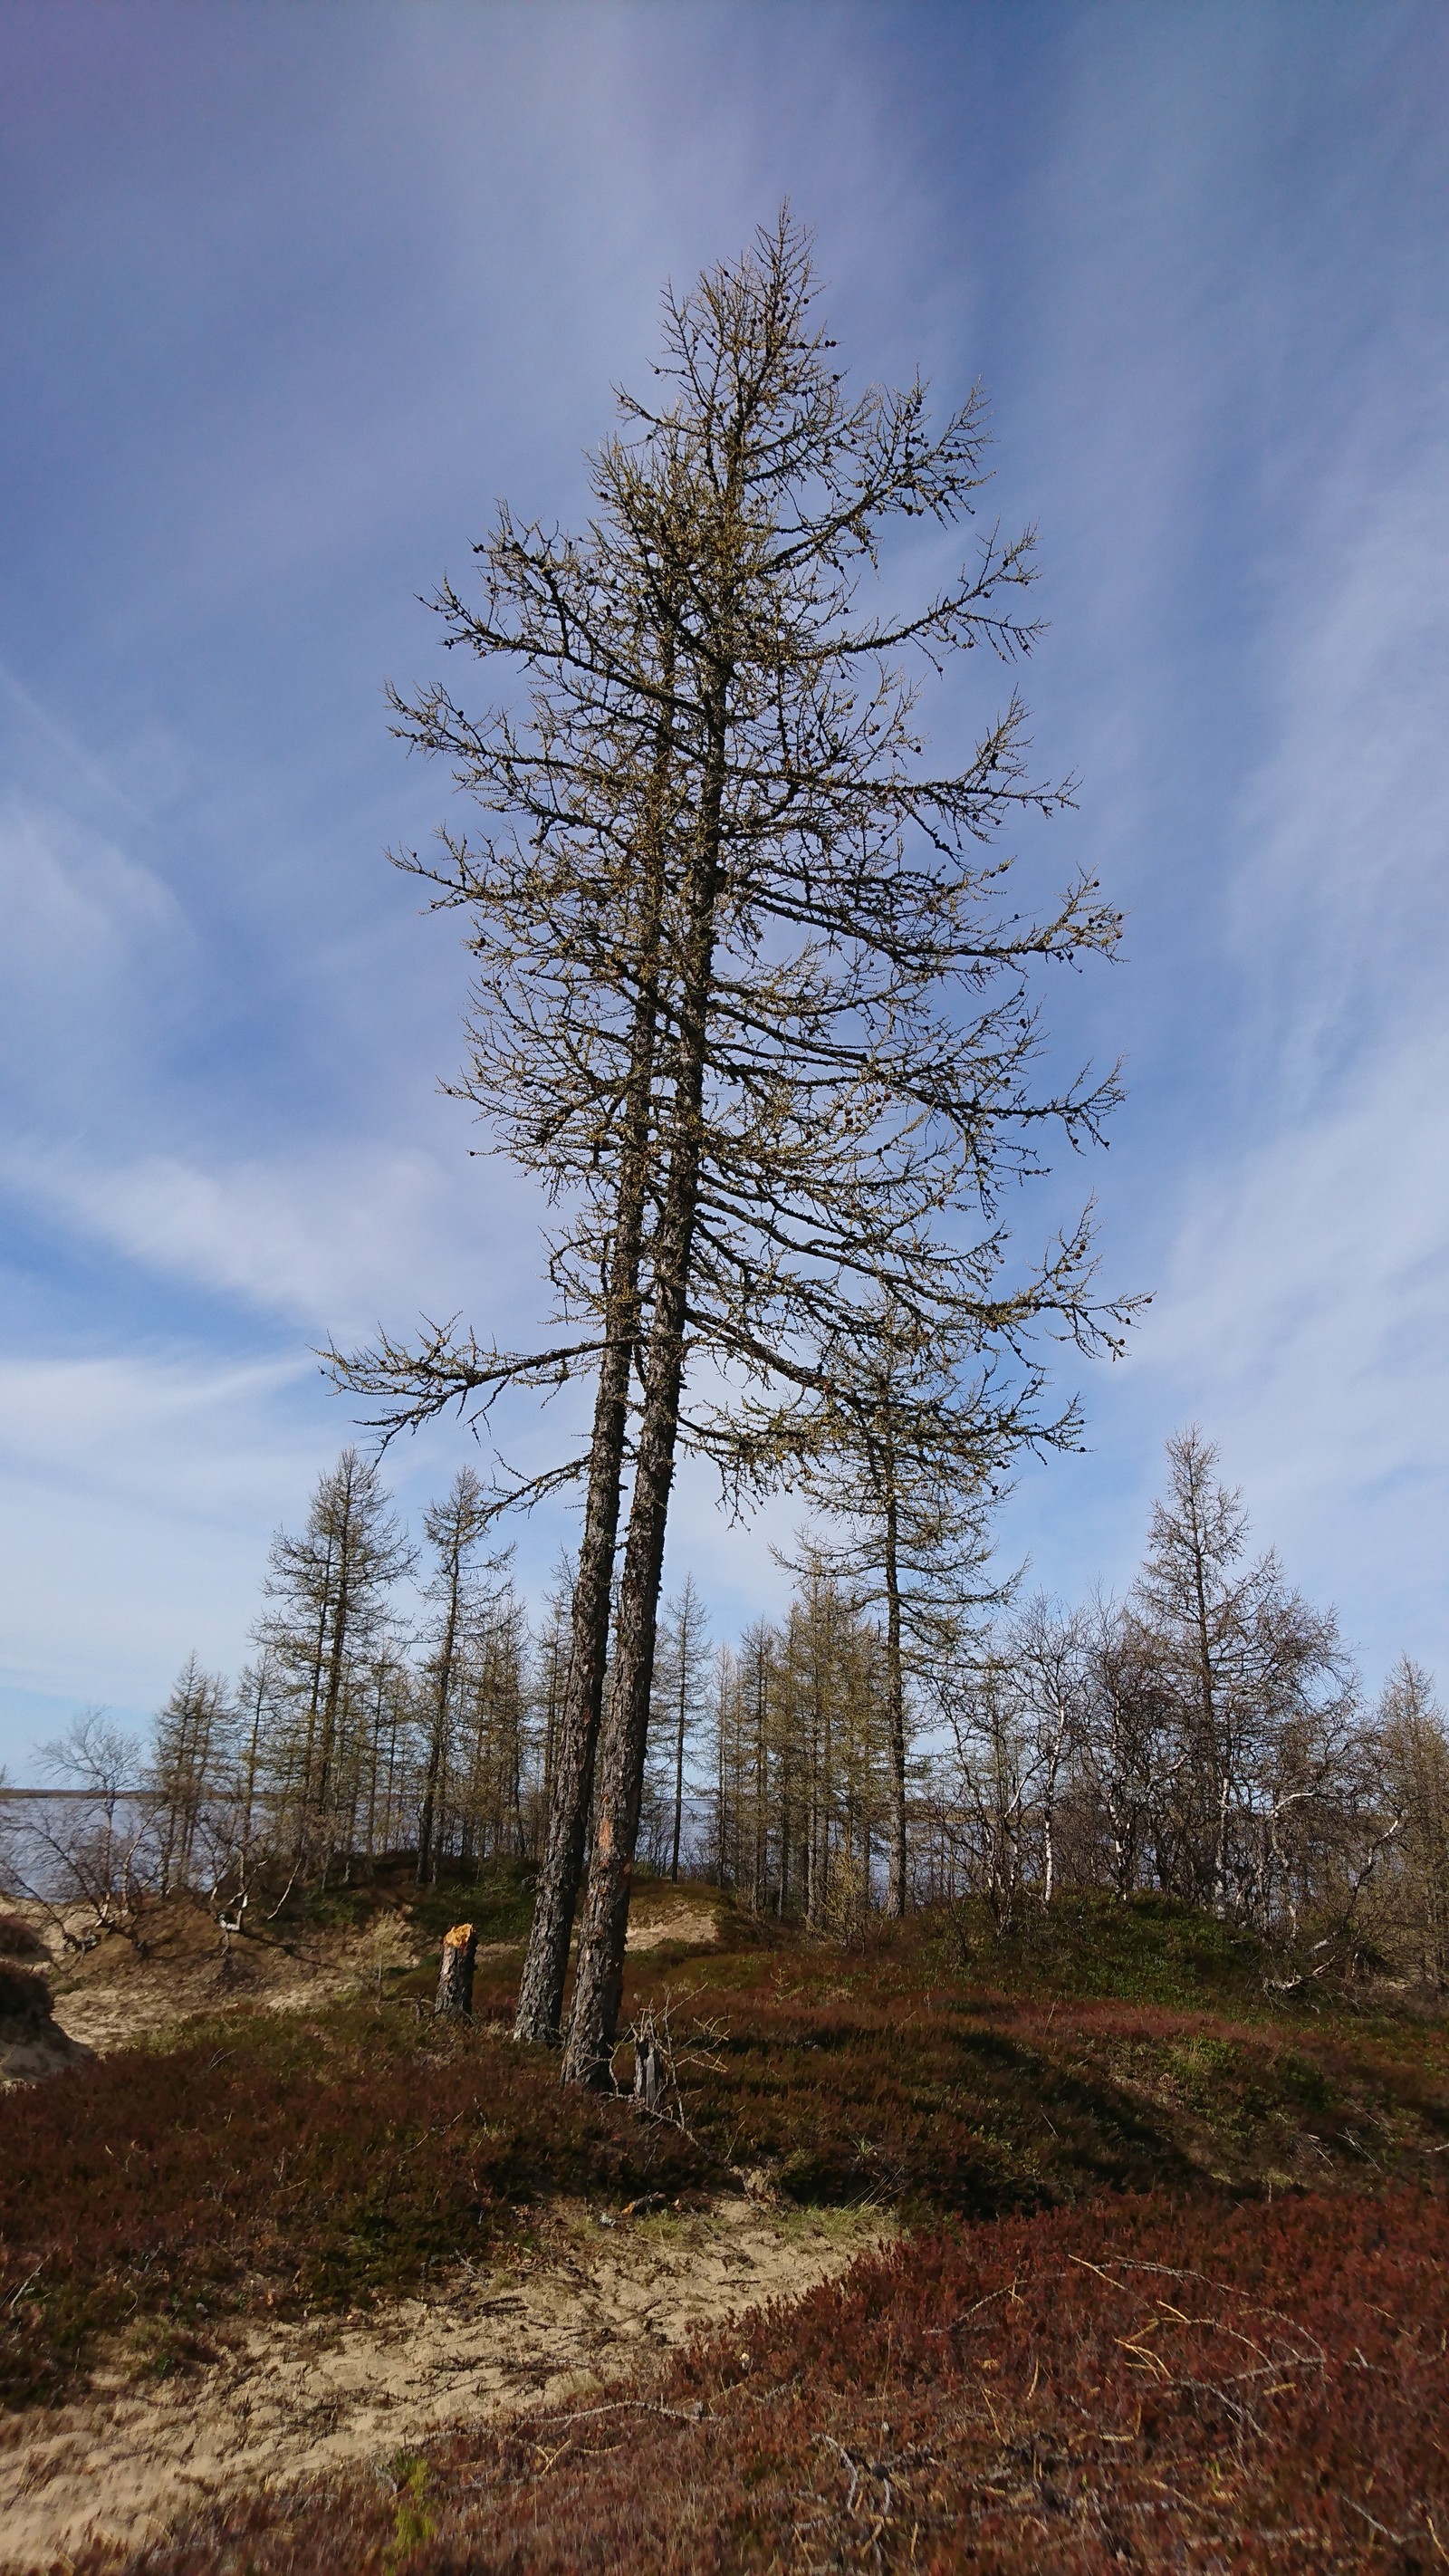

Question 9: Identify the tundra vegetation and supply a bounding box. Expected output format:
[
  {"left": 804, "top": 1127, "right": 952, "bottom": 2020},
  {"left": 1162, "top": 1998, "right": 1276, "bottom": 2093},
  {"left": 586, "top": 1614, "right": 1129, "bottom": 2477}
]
[{"left": 4, "top": 219, "right": 1448, "bottom": 2568}]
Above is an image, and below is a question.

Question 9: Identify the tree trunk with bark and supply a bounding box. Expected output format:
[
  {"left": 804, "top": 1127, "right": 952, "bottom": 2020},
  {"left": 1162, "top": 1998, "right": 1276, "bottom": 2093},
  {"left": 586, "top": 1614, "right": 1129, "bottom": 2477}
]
[
  {"left": 513, "top": 639, "right": 677, "bottom": 2047},
  {"left": 883, "top": 1477, "right": 909, "bottom": 1918},
  {"left": 561, "top": 709, "right": 727, "bottom": 2088}
]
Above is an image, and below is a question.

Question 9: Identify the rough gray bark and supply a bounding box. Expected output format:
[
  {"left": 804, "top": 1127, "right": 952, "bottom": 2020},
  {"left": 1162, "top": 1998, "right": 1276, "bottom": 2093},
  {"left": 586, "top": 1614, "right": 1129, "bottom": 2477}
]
[
  {"left": 884, "top": 1481, "right": 909, "bottom": 1918},
  {"left": 632, "top": 2025, "right": 663, "bottom": 2112},
  {"left": 562, "top": 654, "right": 727, "bottom": 2082},
  {"left": 332, "top": 215, "right": 1129, "bottom": 2059},
  {"left": 512, "top": 637, "right": 677, "bottom": 2047}
]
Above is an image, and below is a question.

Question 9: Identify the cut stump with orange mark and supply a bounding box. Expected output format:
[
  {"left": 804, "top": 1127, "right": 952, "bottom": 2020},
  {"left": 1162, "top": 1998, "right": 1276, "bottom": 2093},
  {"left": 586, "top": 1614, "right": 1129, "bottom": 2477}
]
[{"left": 435, "top": 1923, "right": 477, "bottom": 2019}]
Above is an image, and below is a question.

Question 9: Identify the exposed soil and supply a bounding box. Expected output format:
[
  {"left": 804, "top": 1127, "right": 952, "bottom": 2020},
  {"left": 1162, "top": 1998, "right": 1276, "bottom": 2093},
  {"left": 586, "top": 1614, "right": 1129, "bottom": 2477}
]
[
  {"left": 0, "top": 2199, "right": 887, "bottom": 2571},
  {"left": 0, "top": 1874, "right": 767, "bottom": 2562},
  {"left": 623, "top": 1893, "right": 720, "bottom": 1951},
  {"left": 17, "top": 1901, "right": 418, "bottom": 2061}
]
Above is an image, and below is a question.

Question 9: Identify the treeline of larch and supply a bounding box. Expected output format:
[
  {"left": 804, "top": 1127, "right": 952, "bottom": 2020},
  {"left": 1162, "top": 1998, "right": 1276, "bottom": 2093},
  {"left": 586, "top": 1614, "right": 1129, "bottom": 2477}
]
[{"left": 5, "top": 1423, "right": 1446, "bottom": 1996}]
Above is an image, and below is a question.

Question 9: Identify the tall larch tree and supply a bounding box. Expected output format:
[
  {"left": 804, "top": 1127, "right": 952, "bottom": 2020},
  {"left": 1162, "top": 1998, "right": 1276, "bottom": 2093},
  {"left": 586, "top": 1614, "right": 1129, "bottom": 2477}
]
[{"left": 332, "top": 215, "right": 1131, "bottom": 2079}]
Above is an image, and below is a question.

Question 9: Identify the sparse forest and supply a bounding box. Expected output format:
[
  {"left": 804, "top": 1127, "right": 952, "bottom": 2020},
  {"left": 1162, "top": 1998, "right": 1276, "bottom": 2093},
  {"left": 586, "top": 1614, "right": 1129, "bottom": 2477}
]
[{"left": 5, "top": 1425, "right": 1444, "bottom": 2006}]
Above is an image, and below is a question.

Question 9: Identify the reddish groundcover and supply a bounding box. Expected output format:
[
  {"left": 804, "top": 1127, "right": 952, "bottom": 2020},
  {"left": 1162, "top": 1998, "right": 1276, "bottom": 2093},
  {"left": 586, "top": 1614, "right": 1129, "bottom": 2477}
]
[{"left": 76, "top": 2184, "right": 1449, "bottom": 2574}]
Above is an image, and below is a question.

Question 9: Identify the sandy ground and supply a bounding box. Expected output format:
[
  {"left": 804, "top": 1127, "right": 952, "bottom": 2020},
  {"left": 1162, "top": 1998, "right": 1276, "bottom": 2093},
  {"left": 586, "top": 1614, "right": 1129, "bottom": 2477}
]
[
  {"left": 624, "top": 1897, "right": 720, "bottom": 1950},
  {"left": 0, "top": 2198, "right": 887, "bottom": 2571},
  {"left": 0, "top": 1878, "right": 762, "bottom": 2564},
  {"left": 32, "top": 1907, "right": 430, "bottom": 2059},
  {"left": 0, "top": 1879, "right": 787, "bottom": 2566}
]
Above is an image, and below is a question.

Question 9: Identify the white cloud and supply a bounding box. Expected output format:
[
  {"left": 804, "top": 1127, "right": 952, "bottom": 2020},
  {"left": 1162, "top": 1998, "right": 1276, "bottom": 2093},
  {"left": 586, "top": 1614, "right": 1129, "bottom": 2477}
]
[
  {"left": 3, "top": 0, "right": 1446, "bottom": 1750},
  {"left": 1130, "top": 1086, "right": 1448, "bottom": 1689},
  {"left": 5, "top": 1142, "right": 456, "bottom": 1330},
  {"left": 1147, "top": 1020, "right": 1448, "bottom": 1463},
  {"left": 1229, "top": 435, "right": 1449, "bottom": 1102},
  {"left": 0, "top": 1350, "right": 306, "bottom": 1505},
  {"left": 0, "top": 794, "right": 178, "bottom": 997},
  {"left": 993, "top": 245, "right": 1449, "bottom": 1693},
  {"left": 1, "top": 1131, "right": 561, "bottom": 1354},
  {"left": 1136, "top": 410, "right": 1449, "bottom": 1681},
  {"left": 0, "top": 1350, "right": 319, "bottom": 1743}
]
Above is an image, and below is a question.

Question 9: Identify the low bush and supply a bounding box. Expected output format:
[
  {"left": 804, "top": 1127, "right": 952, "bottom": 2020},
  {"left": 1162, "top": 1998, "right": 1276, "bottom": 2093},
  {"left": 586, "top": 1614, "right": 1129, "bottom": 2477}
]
[
  {"left": 272, "top": 1857, "right": 538, "bottom": 1949},
  {"left": 403, "top": 1858, "right": 537, "bottom": 1947},
  {"left": 942, "top": 1888, "right": 1271, "bottom": 2006},
  {"left": 0, "top": 1960, "right": 51, "bottom": 2023},
  {"left": 8, "top": 1900, "right": 1449, "bottom": 2417},
  {"left": 637, "top": 1923, "right": 1449, "bottom": 2216},
  {"left": 0, "top": 1910, "right": 48, "bottom": 1961}
]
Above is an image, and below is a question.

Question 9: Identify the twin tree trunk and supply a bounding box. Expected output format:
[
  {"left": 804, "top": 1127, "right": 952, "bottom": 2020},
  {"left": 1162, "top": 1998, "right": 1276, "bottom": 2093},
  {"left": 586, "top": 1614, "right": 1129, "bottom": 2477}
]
[
  {"left": 561, "top": 705, "right": 727, "bottom": 2090},
  {"left": 512, "top": 641, "right": 676, "bottom": 2050},
  {"left": 508, "top": 1311, "right": 633, "bottom": 2043},
  {"left": 884, "top": 1482, "right": 909, "bottom": 1920},
  {"left": 424, "top": 226, "right": 1080, "bottom": 2078}
]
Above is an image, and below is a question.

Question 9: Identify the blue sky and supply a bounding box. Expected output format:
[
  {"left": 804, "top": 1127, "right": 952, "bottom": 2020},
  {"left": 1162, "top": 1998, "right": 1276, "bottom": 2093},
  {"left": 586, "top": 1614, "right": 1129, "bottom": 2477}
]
[{"left": 1, "top": 0, "right": 1445, "bottom": 1771}]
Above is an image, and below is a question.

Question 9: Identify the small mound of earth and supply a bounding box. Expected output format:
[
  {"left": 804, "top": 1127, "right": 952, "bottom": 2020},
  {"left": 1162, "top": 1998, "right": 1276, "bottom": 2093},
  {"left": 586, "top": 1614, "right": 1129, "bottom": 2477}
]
[
  {"left": 35, "top": 1898, "right": 427, "bottom": 2059},
  {"left": 0, "top": 1910, "right": 50, "bottom": 1962},
  {"left": 0, "top": 1962, "right": 93, "bottom": 2086}
]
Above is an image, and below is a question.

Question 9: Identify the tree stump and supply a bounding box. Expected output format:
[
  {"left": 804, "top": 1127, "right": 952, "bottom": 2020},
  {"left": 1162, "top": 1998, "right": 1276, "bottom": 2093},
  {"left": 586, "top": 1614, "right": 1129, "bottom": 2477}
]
[
  {"left": 436, "top": 1921, "right": 477, "bottom": 2019},
  {"left": 633, "top": 2026, "right": 662, "bottom": 2112}
]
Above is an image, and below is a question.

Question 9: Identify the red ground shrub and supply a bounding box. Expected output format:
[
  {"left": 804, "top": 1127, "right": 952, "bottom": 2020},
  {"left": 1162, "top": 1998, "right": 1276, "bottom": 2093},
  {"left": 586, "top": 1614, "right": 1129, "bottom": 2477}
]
[
  {"left": 9, "top": 1908, "right": 1449, "bottom": 2417},
  {"left": 91, "top": 2185, "right": 1449, "bottom": 2572},
  {"left": 0, "top": 2006, "right": 708, "bottom": 2406}
]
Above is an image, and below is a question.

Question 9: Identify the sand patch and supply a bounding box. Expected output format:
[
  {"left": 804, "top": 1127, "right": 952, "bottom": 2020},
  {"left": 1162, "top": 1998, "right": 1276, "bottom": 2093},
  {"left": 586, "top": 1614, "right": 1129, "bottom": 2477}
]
[
  {"left": 34, "top": 1905, "right": 430, "bottom": 2061},
  {"left": 23, "top": 1889, "right": 721, "bottom": 2063},
  {"left": 0, "top": 1949, "right": 94, "bottom": 2089},
  {"left": 625, "top": 1898, "right": 720, "bottom": 1951},
  {"left": 0, "top": 2198, "right": 888, "bottom": 2569},
  {"left": 5, "top": 1883, "right": 729, "bottom": 2071}
]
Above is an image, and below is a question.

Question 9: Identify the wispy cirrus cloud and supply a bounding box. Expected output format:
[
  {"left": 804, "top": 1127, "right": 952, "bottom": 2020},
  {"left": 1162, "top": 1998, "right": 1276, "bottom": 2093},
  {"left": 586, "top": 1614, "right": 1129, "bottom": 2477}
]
[
  {"left": 0, "top": 794, "right": 180, "bottom": 1023},
  {"left": 0, "top": 1349, "right": 314, "bottom": 1720},
  {"left": 1229, "top": 444, "right": 1449, "bottom": 1100},
  {"left": 1126, "top": 396, "right": 1449, "bottom": 1675},
  {"left": 0, "top": 1139, "right": 532, "bottom": 1343}
]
